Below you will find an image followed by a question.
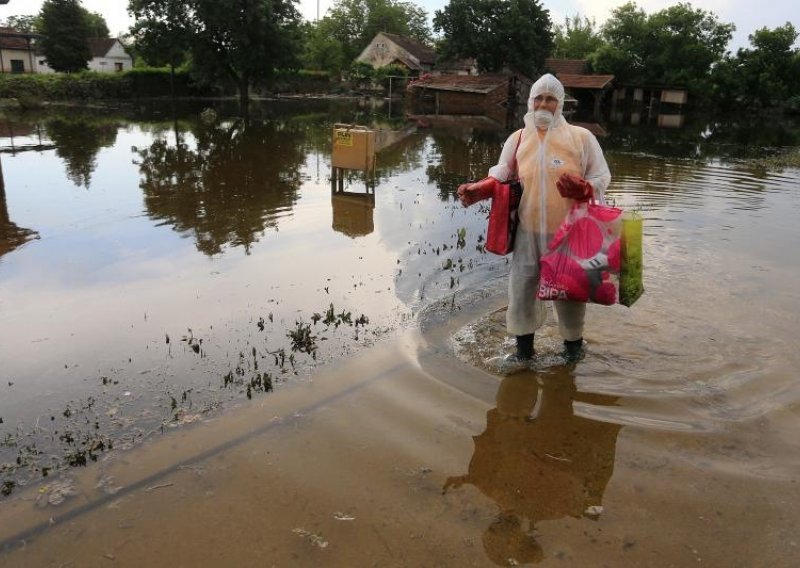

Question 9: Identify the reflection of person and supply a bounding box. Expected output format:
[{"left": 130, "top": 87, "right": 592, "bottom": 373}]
[
  {"left": 443, "top": 370, "right": 621, "bottom": 565},
  {"left": 457, "top": 74, "right": 611, "bottom": 364}
]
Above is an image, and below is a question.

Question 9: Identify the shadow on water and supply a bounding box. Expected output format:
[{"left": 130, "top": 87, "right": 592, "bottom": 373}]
[{"left": 443, "top": 368, "right": 621, "bottom": 565}]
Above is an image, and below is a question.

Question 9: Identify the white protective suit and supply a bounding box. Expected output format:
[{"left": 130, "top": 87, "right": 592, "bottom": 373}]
[{"left": 487, "top": 74, "right": 611, "bottom": 340}]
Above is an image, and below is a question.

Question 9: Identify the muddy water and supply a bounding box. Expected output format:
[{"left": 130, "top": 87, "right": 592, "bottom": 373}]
[{"left": 1, "top": 102, "right": 800, "bottom": 566}]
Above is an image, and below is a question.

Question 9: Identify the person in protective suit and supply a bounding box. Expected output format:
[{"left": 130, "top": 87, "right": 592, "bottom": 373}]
[{"left": 457, "top": 74, "right": 611, "bottom": 364}]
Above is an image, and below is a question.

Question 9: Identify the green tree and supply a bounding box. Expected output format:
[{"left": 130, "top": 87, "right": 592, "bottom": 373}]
[
  {"left": 301, "top": 19, "right": 347, "bottom": 74},
  {"left": 587, "top": 2, "right": 650, "bottom": 84},
  {"left": 646, "top": 3, "right": 733, "bottom": 89},
  {"left": 128, "top": 0, "right": 194, "bottom": 96},
  {"left": 83, "top": 10, "right": 110, "bottom": 38},
  {"left": 434, "top": 0, "right": 553, "bottom": 77},
  {"left": 128, "top": 0, "right": 303, "bottom": 116},
  {"left": 552, "top": 14, "right": 605, "bottom": 60},
  {"left": 4, "top": 15, "right": 41, "bottom": 33},
  {"left": 39, "top": 0, "right": 92, "bottom": 72},
  {"left": 590, "top": 2, "right": 734, "bottom": 95},
  {"left": 712, "top": 23, "right": 800, "bottom": 108},
  {"left": 193, "top": 0, "right": 303, "bottom": 117}
]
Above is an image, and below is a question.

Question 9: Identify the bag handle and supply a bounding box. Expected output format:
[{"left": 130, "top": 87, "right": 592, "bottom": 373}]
[{"left": 511, "top": 130, "right": 523, "bottom": 179}]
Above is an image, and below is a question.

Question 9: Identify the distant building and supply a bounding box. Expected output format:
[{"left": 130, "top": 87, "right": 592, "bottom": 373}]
[
  {"left": 544, "top": 58, "right": 615, "bottom": 117},
  {"left": 356, "top": 32, "right": 437, "bottom": 76},
  {"left": 433, "top": 57, "right": 479, "bottom": 77},
  {"left": 0, "top": 28, "right": 37, "bottom": 74},
  {"left": 37, "top": 38, "right": 133, "bottom": 74},
  {"left": 406, "top": 73, "right": 532, "bottom": 126}
]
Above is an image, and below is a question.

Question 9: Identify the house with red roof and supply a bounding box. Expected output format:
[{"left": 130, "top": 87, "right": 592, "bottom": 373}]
[{"left": 0, "top": 28, "right": 37, "bottom": 74}]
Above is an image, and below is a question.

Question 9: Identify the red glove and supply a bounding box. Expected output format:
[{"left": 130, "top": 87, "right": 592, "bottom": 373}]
[
  {"left": 457, "top": 177, "right": 497, "bottom": 207},
  {"left": 556, "top": 173, "right": 593, "bottom": 201}
]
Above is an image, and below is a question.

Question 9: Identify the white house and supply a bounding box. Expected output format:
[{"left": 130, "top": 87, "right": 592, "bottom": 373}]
[
  {"left": 0, "top": 28, "right": 36, "bottom": 74},
  {"left": 37, "top": 38, "right": 133, "bottom": 74},
  {"left": 355, "top": 32, "right": 437, "bottom": 75}
]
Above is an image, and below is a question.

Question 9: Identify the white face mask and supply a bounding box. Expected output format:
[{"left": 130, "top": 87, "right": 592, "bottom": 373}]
[{"left": 533, "top": 109, "right": 554, "bottom": 129}]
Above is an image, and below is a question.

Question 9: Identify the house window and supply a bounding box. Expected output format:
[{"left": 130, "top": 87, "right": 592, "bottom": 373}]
[
  {"left": 115, "top": 62, "right": 123, "bottom": 72},
  {"left": 10, "top": 60, "right": 24, "bottom": 74}
]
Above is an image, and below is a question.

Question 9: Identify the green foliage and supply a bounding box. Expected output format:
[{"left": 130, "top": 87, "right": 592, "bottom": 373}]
[
  {"left": 348, "top": 61, "right": 375, "bottom": 91},
  {"left": 711, "top": 23, "right": 800, "bottom": 108},
  {"left": 300, "top": 19, "right": 347, "bottom": 74},
  {"left": 83, "top": 10, "right": 110, "bottom": 38},
  {"left": 589, "top": 2, "right": 734, "bottom": 96},
  {"left": 39, "top": 0, "right": 93, "bottom": 72},
  {"left": 434, "top": 0, "right": 553, "bottom": 77},
  {"left": 127, "top": 0, "right": 304, "bottom": 114},
  {"left": 552, "top": 14, "right": 605, "bottom": 60},
  {"left": 3, "top": 15, "right": 41, "bottom": 33},
  {"left": 0, "top": 69, "right": 211, "bottom": 101},
  {"left": 125, "top": 67, "right": 211, "bottom": 97},
  {"left": 322, "top": 0, "right": 432, "bottom": 65},
  {"left": 373, "top": 64, "right": 408, "bottom": 82},
  {"left": 128, "top": 0, "right": 194, "bottom": 70},
  {"left": 269, "top": 69, "right": 333, "bottom": 94},
  {"left": 0, "top": 73, "right": 129, "bottom": 101}
]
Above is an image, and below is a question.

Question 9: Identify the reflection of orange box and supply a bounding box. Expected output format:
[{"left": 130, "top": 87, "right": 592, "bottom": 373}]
[{"left": 332, "top": 125, "right": 375, "bottom": 171}]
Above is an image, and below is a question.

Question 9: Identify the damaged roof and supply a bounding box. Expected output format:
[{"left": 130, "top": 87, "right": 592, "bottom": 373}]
[
  {"left": 557, "top": 73, "right": 615, "bottom": 90},
  {"left": 0, "top": 28, "right": 35, "bottom": 50},
  {"left": 408, "top": 74, "right": 517, "bottom": 94},
  {"left": 380, "top": 33, "right": 437, "bottom": 65}
]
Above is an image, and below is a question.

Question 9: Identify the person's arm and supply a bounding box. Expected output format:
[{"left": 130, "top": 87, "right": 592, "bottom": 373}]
[
  {"left": 582, "top": 134, "right": 611, "bottom": 203},
  {"left": 556, "top": 132, "right": 611, "bottom": 203},
  {"left": 457, "top": 129, "right": 522, "bottom": 207}
]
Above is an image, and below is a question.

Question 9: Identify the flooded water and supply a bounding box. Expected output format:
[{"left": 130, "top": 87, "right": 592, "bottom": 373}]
[{"left": 1, "top": 100, "right": 799, "bottom": 566}]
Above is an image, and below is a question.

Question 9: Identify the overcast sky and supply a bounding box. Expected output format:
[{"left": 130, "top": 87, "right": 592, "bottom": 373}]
[{"left": 3, "top": 0, "right": 798, "bottom": 53}]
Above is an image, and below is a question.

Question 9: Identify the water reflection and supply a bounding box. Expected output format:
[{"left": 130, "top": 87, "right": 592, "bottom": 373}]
[
  {"left": 426, "top": 125, "right": 508, "bottom": 199},
  {"left": 0, "top": 156, "right": 38, "bottom": 260},
  {"left": 331, "top": 185, "right": 375, "bottom": 237},
  {"left": 134, "top": 119, "right": 306, "bottom": 255},
  {"left": 444, "top": 370, "right": 621, "bottom": 565},
  {"left": 45, "top": 116, "right": 118, "bottom": 188}
]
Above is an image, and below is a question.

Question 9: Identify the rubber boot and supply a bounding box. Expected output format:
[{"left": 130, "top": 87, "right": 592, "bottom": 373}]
[
  {"left": 563, "top": 338, "right": 584, "bottom": 362},
  {"left": 516, "top": 334, "right": 535, "bottom": 360}
]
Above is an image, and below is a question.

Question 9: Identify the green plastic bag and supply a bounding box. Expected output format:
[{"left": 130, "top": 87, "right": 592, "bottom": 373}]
[{"left": 619, "top": 212, "right": 644, "bottom": 307}]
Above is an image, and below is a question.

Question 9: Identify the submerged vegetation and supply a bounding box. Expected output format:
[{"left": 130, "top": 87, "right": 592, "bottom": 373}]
[
  {"left": 747, "top": 148, "right": 800, "bottom": 171},
  {"left": 0, "top": 299, "right": 375, "bottom": 498}
]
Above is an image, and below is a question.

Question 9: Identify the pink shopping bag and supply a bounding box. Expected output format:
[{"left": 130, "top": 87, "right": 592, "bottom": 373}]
[{"left": 537, "top": 200, "right": 623, "bottom": 305}]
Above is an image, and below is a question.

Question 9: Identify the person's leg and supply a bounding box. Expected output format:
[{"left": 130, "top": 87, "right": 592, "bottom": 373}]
[
  {"left": 555, "top": 301, "right": 586, "bottom": 359},
  {"left": 506, "top": 231, "right": 546, "bottom": 360}
]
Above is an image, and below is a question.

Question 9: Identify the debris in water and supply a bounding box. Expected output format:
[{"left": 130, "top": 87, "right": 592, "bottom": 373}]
[
  {"left": 35, "top": 478, "right": 77, "bottom": 506},
  {"left": 333, "top": 512, "right": 355, "bottom": 521},
  {"left": 292, "top": 528, "right": 329, "bottom": 549},
  {"left": 145, "top": 482, "right": 174, "bottom": 493}
]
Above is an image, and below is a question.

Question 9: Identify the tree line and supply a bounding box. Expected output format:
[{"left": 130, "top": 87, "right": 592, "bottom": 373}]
[{"left": 5, "top": 0, "right": 799, "bottom": 112}]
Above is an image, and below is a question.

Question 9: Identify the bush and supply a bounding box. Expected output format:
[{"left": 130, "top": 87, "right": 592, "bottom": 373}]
[
  {"left": 268, "top": 69, "right": 333, "bottom": 94},
  {"left": 0, "top": 68, "right": 213, "bottom": 101},
  {"left": 0, "top": 68, "right": 337, "bottom": 101}
]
